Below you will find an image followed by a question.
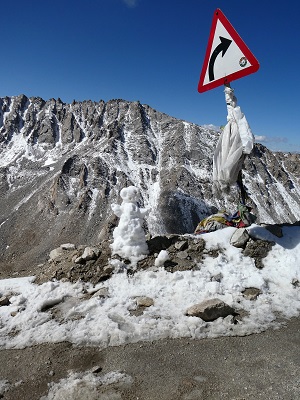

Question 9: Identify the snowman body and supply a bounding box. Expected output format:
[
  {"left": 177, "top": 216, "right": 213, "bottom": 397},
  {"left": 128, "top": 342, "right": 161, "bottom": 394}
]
[{"left": 111, "top": 186, "right": 149, "bottom": 262}]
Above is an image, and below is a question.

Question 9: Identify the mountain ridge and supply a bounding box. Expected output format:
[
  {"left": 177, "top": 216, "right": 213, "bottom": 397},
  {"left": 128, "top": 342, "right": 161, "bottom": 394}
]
[{"left": 1, "top": 94, "right": 300, "bottom": 274}]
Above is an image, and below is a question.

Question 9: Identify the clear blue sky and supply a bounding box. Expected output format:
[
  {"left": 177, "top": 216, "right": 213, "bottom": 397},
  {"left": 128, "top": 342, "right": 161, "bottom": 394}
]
[{"left": 1, "top": 0, "right": 299, "bottom": 152}]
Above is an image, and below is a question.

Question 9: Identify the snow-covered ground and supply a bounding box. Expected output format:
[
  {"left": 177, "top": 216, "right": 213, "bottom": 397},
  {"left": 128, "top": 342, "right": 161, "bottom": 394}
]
[
  {"left": 0, "top": 224, "right": 299, "bottom": 351},
  {"left": 1, "top": 197, "right": 300, "bottom": 399}
]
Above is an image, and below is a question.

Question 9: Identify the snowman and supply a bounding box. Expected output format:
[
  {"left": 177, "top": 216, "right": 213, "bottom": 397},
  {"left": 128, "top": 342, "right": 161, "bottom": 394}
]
[{"left": 111, "top": 186, "right": 149, "bottom": 263}]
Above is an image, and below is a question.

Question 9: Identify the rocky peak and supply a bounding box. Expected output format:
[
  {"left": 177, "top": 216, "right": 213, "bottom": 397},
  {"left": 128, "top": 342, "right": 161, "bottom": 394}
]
[{"left": 0, "top": 95, "right": 300, "bottom": 274}]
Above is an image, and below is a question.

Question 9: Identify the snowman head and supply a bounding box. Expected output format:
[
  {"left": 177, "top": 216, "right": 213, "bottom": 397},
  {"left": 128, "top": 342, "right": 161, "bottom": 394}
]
[{"left": 120, "top": 186, "right": 139, "bottom": 203}]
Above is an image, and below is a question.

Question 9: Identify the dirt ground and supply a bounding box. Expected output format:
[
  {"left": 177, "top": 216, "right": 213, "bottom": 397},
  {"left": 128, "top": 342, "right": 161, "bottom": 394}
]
[{"left": 0, "top": 318, "right": 299, "bottom": 399}]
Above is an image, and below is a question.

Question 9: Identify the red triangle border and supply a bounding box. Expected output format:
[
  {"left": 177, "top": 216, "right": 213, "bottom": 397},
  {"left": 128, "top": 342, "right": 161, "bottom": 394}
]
[{"left": 198, "top": 9, "right": 260, "bottom": 93}]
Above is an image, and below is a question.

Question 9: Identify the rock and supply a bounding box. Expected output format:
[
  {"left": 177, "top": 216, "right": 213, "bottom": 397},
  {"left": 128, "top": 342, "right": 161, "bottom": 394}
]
[
  {"left": 81, "top": 246, "right": 99, "bottom": 261},
  {"left": 242, "top": 238, "right": 275, "bottom": 269},
  {"left": 98, "top": 214, "right": 118, "bottom": 242},
  {"left": 164, "top": 258, "right": 194, "bottom": 272},
  {"left": 187, "top": 239, "right": 206, "bottom": 253},
  {"left": 242, "top": 287, "right": 262, "bottom": 300},
  {"left": 92, "top": 287, "right": 110, "bottom": 298},
  {"left": 176, "top": 251, "right": 189, "bottom": 260},
  {"left": 49, "top": 247, "right": 64, "bottom": 261},
  {"left": 129, "top": 296, "right": 155, "bottom": 317},
  {"left": 36, "top": 239, "right": 113, "bottom": 285},
  {"left": 71, "top": 254, "right": 78, "bottom": 263},
  {"left": 10, "top": 311, "right": 18, "bottom": 317},
  {"left": 185, "top": 298, "right": 235, "bottom": 321},
  {"left": 74, "top": 256, "right": 84, "bottom": 264},
  {"left": 91, "top": 366, "right": 103, "bottom": 374},
  {"left": 0, "top": 296, "right": 10, "bottom": 306},
  {"left": 254, "top": 259, "right": 264, "bottom": 269},
  {"left": 163, "top": 259, "right": 179, "bottom": 271},
  {"left": 135, "top": 235, "right": 206, "bottom": 274},
  {"left": 211, "top": 273, "right": 223, "bottom": 282},
  {"left": 292, "top": 279, "right": 300, "bottom": 288},
  {"left": 102, "top": 265, "right": 114, "bottom": 275},
  {"left": 135, "top": 296, "right": 154, "bottom": 307},
  {"left": 230, "top": 228, "right": 249, "bottom": 248},
  {"left": 147, "top": 235, "right": 179, "bottom": 253},
  {"left": 174, "top": 240, "right": 188, "bottom": 251}
]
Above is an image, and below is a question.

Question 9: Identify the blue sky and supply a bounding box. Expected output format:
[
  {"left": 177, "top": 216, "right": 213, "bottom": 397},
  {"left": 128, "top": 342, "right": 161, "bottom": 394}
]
[{"left": 1, "top": 0, "right": 299, "bottom": 152}]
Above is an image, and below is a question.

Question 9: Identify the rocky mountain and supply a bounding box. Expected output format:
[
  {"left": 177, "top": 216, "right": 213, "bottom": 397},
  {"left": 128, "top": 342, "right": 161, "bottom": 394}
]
[{"left": 1, "top": 94, "right": 300, "bottom": 274}]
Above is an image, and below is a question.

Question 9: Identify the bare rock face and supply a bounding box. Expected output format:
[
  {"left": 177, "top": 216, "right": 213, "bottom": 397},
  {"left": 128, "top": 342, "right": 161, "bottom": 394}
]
[{"left": 1, "top": 95, "right": 300, "bottom": 274}]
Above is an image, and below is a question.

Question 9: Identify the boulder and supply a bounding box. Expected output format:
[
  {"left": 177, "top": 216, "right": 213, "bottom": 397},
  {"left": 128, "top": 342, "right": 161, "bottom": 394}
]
[
  {"left": 0, "top": 296, "right": 10, "bottom": 306},
  {"left": 185, "top": 298, "right": 235, "bottom": 321},
  {"left": 230, "top": 228, "right": 249, "bottom": 248}
]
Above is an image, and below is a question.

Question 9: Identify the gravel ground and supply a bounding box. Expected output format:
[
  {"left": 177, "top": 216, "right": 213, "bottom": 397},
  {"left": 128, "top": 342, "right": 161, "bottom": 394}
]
[{"left": 0, "top": 318, "right": 299, "bottom": 399}]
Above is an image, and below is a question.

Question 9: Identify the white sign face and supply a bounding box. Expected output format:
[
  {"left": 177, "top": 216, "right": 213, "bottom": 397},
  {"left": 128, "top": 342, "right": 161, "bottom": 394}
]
[
  {"left": 202, "top": 20, "right": 249, "bottom": 85},
  {"left": 198, "top": 9, "right": 259, "bottom": 93}
]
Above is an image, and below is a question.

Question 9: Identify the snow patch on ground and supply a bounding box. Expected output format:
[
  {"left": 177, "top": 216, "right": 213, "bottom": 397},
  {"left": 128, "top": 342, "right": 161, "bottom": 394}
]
[
  {"left": 41, "top": 370, "right": 133, "bottom": 400},
  {"left": 0, "top": 226, "right": 299, "bottom": 350}
]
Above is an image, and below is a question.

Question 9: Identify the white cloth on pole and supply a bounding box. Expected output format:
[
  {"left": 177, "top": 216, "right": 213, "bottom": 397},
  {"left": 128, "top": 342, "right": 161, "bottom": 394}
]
[{"left": 213, "top": 85, "right": 254, "bottom": 195}]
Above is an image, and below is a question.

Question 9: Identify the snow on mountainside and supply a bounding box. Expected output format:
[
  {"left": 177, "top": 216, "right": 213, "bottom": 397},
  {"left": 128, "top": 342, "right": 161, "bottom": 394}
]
[{"left": 1, "top": 94, "right": 300, "bottom": 273}]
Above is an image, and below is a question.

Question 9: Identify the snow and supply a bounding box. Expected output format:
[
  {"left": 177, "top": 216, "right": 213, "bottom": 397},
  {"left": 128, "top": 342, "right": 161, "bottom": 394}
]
[
  {"left": 0, "top": 225, "right": 299, "bottom": 351},
  {"left": 0, "top": 379, "right": 9, "bottom": 397},
  {"left": 0, "top": 130, "right": 28, "bottom": 167},
  {"left": 110, "top": 186, "right": 149, "bottom": 263},
  {"left": 88, "top": 188, "right": 99, "bottom": 220},
  {"left": 202, "top": 124, "right": 221, "bottom": 132},
  {"left": 44, "top": 157, "right": 57, "bottom": 166},
  {"left": 155, "top": 250, "right": 169, "bottom": 267},
  {"left": 147, "top": 180, "right": 161, "bottom": 233},
  {"left": 40, "top": 370, "right": 133, "bottom": 400}
]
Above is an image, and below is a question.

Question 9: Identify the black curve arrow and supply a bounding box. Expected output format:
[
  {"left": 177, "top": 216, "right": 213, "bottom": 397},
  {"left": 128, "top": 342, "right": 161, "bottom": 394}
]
[{"left": 208, "top": 36, "right": 232, "bottom": 81}]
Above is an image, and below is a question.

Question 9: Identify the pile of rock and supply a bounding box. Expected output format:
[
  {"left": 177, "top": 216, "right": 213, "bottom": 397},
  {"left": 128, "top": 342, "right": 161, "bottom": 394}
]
[
  {"left": 37, "top": 226, "right": 280, "bottom": 286},
  {"left": 36, "top": 239, "right": 113, "bottom": 285},
  {"left": 27, "top": 225, "right": 287, "bottom": 322}
]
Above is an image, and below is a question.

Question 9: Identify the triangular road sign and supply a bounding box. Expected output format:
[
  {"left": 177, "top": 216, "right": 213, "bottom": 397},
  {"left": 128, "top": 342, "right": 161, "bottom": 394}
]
[{"left": 198, "top": 9, "right": 259, "bottom": 93}]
